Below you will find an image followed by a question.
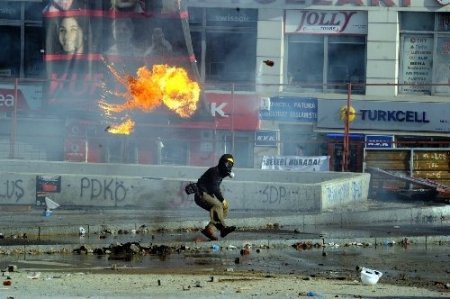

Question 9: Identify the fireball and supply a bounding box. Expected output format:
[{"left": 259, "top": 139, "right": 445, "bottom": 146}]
[{"left": 100, "top": 63, "right": 201, "bottom": 135}]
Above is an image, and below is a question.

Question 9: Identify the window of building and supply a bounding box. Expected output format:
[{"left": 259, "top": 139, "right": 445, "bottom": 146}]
[
  {"left": 0, "top": 2, "right": 21, "bottom": 20},
  {"left": 25, "top": 1, "right": 44, "bottom": 21},
  {"left": 399, "top": 12, "right": 450, "bottom": 95},
  {"left": 285, "top": 10, "right": 367, "bottom": 94},
  {"left": 0, "top": 25, "right": 20, "bottom": 77},
  {"left": 189, "top": 7, "right": 257, "bottom": 90},
  {"left": 25, "top": 25, "right": 45, "bottom": 78},
  {"left": 0, "top": 1, "right": 44, "bottom": 79}
]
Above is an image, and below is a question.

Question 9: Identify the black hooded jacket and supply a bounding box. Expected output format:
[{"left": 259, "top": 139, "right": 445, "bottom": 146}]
[{"left": 196, "top": 154, "right": 234, "bottom": 202}]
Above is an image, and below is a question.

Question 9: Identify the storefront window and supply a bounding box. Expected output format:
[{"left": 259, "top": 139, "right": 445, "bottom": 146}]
[
  {"left": 189, "top": 7, "right": 257, "bottom": 90},
  {"left": 25, "top": 26, "right": 45, "bottom": 78},
  {"left": 0, "top": 26, "right": 20, "bottom": 77},
  {"left": 285, "top": 10, "right": 367, "bottom": 94},
  {"left": 399, "top": 12, "right": 450, "bottom": 96}
]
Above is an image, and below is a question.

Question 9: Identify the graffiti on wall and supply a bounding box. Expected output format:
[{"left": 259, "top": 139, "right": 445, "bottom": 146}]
[
  {"left": 80, "top": 177, "right": 129, "bottom": 203},
  {"left": 0, "top": 179, "right": 25, "bottom": 202},
  {"left": 168, "top": 182, "right": 194, "bottom": 208},
  {"left": 260, "top": 184, "right": 308, "bottom": 206},
  {"left": 324, "top": 180, "right": 363, "bottom": 203}
]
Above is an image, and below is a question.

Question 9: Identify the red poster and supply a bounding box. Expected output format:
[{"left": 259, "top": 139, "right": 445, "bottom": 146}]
[{"left": 43, "top": 0, "right": 200, "bottom": 113}]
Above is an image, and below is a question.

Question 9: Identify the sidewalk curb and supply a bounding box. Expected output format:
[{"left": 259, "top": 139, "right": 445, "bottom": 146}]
[{"left": 0, "top": 205, "right": 448, "bottom": 236}]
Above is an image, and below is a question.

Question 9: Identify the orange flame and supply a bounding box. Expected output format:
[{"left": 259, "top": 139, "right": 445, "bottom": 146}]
[
  {"left": 99, "top": 63, "right": 201, "bottom": 135},
  {"left": 105, "top": 118, "right": 135, "bottom": 135}
]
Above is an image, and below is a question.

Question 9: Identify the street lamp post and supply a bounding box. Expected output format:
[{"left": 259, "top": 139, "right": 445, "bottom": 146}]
[{"left": 342, "top": 83, "right": 352, "bottom": 172}]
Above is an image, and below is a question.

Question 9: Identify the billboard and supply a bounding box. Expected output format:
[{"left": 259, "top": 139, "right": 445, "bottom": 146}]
[{"left": 43, "top": 0, "right": 199, "bottom": 114}]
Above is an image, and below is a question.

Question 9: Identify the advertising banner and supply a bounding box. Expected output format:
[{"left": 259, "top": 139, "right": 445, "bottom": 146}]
[
  {"left": 43, "top": 0, "right": 199, "bottom": 113},
  {"left": 0, "top": 82, "right": 43, "bottom": 112},
  {"left": 261, "top": 155, "right": 329, "bottom": 171},
  {"left": 400, "top": 34, "right": 433, "bottom": 94},
  {"left": 36, "top": 175, "right": 61, "bottom": 206}
]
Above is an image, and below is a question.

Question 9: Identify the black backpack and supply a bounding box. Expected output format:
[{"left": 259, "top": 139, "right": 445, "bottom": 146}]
[{"left": 184, "top": 182, "right": 198, "bottom": 195}]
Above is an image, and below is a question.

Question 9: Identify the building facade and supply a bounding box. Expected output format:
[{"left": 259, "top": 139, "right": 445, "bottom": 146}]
[{"left": 0, "top": 0, "right": 448, "bottom": 171}]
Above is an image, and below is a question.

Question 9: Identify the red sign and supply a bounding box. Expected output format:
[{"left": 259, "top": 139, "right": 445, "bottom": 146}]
[
  {"left": 203, "top": 92, "right": 260, "bottom": 130},
  {"left": 0, "top": 89, "right": 29, "bottom": 112}
]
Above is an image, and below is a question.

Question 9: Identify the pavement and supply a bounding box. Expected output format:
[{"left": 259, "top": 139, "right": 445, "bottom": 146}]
[{"left": 0, "top": 198, "right": 449, "bottom": 249}]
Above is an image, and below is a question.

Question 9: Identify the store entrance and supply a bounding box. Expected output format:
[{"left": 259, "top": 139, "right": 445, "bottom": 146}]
[{"left": 328, "top": 142, "right": 363, "bottom": 172}]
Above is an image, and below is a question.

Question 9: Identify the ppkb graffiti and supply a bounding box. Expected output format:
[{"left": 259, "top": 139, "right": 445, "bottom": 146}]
[{"left": 80, "top": 177, "right": 128, "bottom": 202}]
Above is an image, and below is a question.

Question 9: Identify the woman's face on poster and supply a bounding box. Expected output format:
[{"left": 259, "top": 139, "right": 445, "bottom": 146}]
[
  {"left": 58, "top": 17, "right": 83, "bottom": 54},
  {"left": 113, "top": 19, "right": 133, "bottom": 43},
  {"left": 53, "top": 0, "right": 74, "bottom": 11},
  {"left": 113, "top": 0, "right": 138, "bottom": 9}
]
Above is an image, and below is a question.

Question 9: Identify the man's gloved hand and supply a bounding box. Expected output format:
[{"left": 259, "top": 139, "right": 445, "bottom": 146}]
[
  {"left": 222, "top": 199, "right": 228, "bottom": 210},
  {"left": 222, "top": 199, "right": 229, "bottom": 218}
]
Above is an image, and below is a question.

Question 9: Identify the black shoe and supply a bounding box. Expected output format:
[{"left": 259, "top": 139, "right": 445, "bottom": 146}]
[
  {"left": 220, "top": 226, "right": 236, "bottom": 238},
  {"left": 201, "top": 228, "right": 218, "bottom": 241}
]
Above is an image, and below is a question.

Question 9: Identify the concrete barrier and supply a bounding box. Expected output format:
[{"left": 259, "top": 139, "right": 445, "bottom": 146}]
[{"left": 0, "top": 160, "right": 370, "bottom": 212}]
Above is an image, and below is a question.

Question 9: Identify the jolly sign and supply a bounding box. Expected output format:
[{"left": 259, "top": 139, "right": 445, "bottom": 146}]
[{"left": 285, "top": 10, "right": 367, "bottom": 34}]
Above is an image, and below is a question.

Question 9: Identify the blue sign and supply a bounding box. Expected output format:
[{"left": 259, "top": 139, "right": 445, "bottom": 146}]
[
  {"left": 255, "top": 130, "right": 278, "bottom": 147},
  {"left": 260, "top": 96, "right": 317, "bottom": 122},
  {"left": 365, "top": 135, "right": 395, "bottom": 148}
]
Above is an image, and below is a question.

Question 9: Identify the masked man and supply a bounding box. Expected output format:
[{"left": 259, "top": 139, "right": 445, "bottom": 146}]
[{"left": 195, "top": 154, "right": 236, "bottom": 241}]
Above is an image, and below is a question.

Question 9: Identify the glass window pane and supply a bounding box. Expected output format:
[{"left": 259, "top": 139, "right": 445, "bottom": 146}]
[
  {"left": 0, "top": 2, "right": 21, "bottom": 20},
  {"left": 188, "top": 7, "right": 203, "bottom": 26},
  {"left": 25, "top": 2, "right": 45, "bottom": 21},
  {"left": 190, "top": 31, "right": 202, "bottom": 73},
  {"left": 287, "top": 38, "right": 324, "bottom": 87},
  {"left": 329, "top": 35, "right": 366, "bottom": 44},
  {"left": 288, "top": 34, "right": 322, "bottom": 43},
  {"left": 0, "top": 26, "right": 20, "bottom": 77},
  {"left": 327, "top": 41, "right": 366, "bottom": 91},
  {"left": 25, "top": 26, "right": 45, "bottom": 78},
  {"left": 433, "top": 35, "right": 450, "bottom": 95},
  {"left": 401, "top": 12, "right": 434, "bottom": 31},
  {"left": 437, "top": 14, "right": 450, "bottom": 32},
  {"left": 205, "top": 31, "right": 256, "bottom": 82}
]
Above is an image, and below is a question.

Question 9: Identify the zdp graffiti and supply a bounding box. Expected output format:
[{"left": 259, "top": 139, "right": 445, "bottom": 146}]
[
  {"left": 80, "top": 177, "right": 128, "bottom": 202},
  {"left": 261, "top": 185, "right": 299, "bottom": 205},
  {"left": 0, "top": 179, "right": 25, "bottom": 202}
]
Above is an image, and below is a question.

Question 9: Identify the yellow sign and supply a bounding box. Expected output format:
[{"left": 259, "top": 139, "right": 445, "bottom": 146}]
[{"left": 339, "top": 106, "right": 356, "bottom": 122}]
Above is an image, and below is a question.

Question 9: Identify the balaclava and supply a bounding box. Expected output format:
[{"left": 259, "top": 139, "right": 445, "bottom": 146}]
[{"left": 218, "top": 154, "right": 234, "bottom": 177}]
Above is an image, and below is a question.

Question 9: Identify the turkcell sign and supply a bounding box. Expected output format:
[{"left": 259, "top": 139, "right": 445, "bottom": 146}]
[
  {"left": 317, "top": 99, "right": 450, "bottom": 133},
  {"left": 360, "top": 110, "right": 429, "bottom": 123},
  {"left": 365, "top": 135, "right": 395, "bottom": 148}
]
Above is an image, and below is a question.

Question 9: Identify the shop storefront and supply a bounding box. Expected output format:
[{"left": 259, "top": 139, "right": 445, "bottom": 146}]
[{"left": 317, "top": 99, "right": 450, "bottom": 171}]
